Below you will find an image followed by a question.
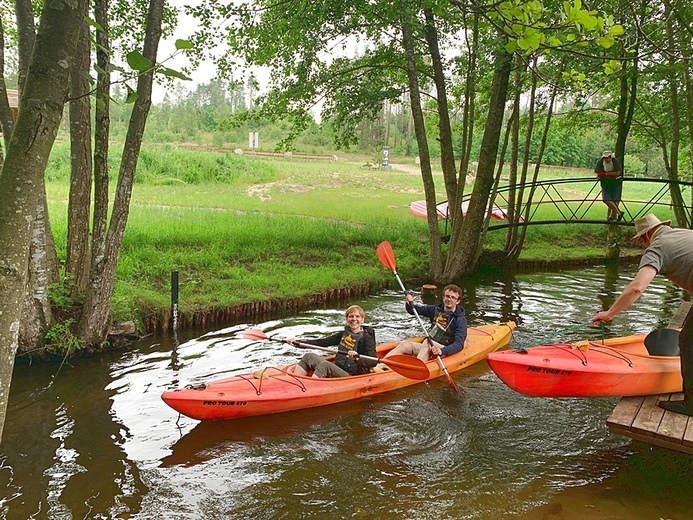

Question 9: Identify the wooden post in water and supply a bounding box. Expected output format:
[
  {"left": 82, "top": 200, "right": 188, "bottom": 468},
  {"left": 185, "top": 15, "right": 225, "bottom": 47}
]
[
  {"left": 421, "top": 284, "right": 438, "bottom": 305},
  {"left": 605, "top": 225, "right": 621, "bottom": 264}
]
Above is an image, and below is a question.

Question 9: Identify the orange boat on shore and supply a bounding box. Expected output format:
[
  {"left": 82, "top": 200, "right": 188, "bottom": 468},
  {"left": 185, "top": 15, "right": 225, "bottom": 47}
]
[{"left": 162, "top": 322, "right": 516, "bottom": 421}]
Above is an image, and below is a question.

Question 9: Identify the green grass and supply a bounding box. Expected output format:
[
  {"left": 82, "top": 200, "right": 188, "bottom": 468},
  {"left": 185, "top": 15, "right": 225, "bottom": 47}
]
[{"left": 46, "top": 145, "right": 685, "bottom": 324}]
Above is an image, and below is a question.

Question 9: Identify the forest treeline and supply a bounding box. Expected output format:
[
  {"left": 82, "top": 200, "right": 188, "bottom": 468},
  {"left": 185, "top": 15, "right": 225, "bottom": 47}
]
[{"left": 104, "top": 78, "right": 683, "bottom": 179}]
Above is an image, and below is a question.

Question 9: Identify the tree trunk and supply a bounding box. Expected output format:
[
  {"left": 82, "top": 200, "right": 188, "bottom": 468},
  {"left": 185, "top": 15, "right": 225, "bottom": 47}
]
[
  {"left": 66, "top": 20, "right": 93, "bottom": 296},
  {"left": 18, "top": 197, "right": 57, "bottom": 353},
  {"left": 663, "top": 0, "right": 687, "bottom": 227},
  {"left": 0, "top": 0, "right": 87, "bottom": 446},
  {"left": 15, "top": 0, "right": 59, "bottom": 353},
  {"left": 444, "top": 47, "right": 512, "bottom": 280},
  {"left": 683, "top": 50, "right": 693, "bottom": 225},
  {"left": 0, "top": 19, "right": 15, "bottom": 151},
  {"left": 92, "top": 0, "right": 111, "bottom": 288},
  {"left": 456, "top": 10, "right": 478, "bottom": 202},
  {"left": 505, "top": 57, "right": 522, "bottom": 251},
  {"left": 515, "top": 71, "right": 560, "bottom": 259},
  {"left": 424, "top": 8, "right": 458, "bottom": 215},
  {"left": 399, "top": 5, "right": 444, "bottom": 278},
  {"left": 664, "top": 0, "right": 689, "bottom": 227},
  {"left": 77, "top": 0, "right": 165, "bottom": 346},
  {"left": 13, "top": 0, "right": 35, "bottom": 94}
]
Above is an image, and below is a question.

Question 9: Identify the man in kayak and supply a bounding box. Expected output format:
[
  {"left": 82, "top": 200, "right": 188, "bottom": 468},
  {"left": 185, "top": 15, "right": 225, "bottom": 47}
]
[
  {"left": 592, "top": 213, "right": 693, "bottom": 416},
  {"left": 384, "top": 284, "right": 468, "bottom": 362},
  {"left": 290, "top": 305, "right": 378, "bottom": 378}
]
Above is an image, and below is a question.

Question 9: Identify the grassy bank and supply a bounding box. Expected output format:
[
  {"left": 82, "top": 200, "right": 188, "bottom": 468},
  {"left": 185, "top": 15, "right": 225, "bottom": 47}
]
[{"left": 46, "top": 144, "right": 656, "bottom": 329}]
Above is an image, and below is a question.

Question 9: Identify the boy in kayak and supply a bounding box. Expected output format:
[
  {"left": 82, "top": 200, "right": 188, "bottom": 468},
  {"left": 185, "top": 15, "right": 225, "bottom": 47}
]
[
  {"left": 592, "top": 214, "right": 693, "bottom": 415},
  {"left": 290, "top": 305, "right": 378, "bottom": 378},
  {"left": 384, "top": 284, "right": 468, "bottom": 362}
]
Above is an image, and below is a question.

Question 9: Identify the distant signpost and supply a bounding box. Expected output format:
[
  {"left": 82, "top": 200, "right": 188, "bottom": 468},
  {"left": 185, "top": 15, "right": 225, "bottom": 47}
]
[
  {"left": 381, "top": 146, "right": 392, "bottom": 169},
  {"left": 249, "top": 132, "right": 259, "bottom": 158}
]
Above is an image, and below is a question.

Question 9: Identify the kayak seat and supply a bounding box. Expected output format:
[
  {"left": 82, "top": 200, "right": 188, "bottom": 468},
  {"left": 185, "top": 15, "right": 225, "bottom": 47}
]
[{"left": 644, "top": 328, "right": 680, "bottom": 357}]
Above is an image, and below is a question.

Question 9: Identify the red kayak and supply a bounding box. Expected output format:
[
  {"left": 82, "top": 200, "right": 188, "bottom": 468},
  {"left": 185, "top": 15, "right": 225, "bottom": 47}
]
[
  {"left": 162, "top": 322, "right": 515, "bottom": 421},
  {"left": 486, "top": 330, "right": 682, "bottom": 398}
]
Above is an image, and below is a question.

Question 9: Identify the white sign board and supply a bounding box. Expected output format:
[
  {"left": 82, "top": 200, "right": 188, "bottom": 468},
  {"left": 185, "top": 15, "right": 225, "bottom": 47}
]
[{"left": 249, "top": 132, "right": 259, "bottom": 149}]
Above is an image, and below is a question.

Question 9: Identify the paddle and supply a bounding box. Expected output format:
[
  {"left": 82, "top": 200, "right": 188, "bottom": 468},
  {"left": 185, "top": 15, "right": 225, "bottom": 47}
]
[
  {"left": 241, "top": 328, "right": 430, "bottom": 380},
  {"left": 376, "top": 241, "right": 459, "bottom": 391}
]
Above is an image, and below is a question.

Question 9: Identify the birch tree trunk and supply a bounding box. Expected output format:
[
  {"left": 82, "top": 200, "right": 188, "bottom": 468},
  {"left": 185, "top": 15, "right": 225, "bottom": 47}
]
[
  {"left": 0, "top": 19, "right": 15, "bottom": 154},
  {"left": 66, "top": 20, "right": 93, "bottom": 295},
  {"left": 399, "top": 5, "right": 444, "bottom": 278},
  {"left": 77, "top": 0, "right": 165, "bottom": 346},
  {"left": 15, "top": 0, "right": 59, "bottom": 355},
  {"left": 424, "top": 8, "right": 457, "bottom": 212},
  {"left": 444, "top": 48, "right": 512, "bottom": 280},
  {"left": 0, "top": 0, "right": 87, "bottom": 445}
]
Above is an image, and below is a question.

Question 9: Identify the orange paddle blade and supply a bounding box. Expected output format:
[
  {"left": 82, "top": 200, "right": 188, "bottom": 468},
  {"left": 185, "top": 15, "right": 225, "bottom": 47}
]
[
  {"left": 376, "top": 241, "right": 397, "bottom": 272},
  {"left": 381, "top": 354, "right": 430, "bottom": 380},
  {"left": 241, "top": 328, "right": 269, "bottom": 340}
]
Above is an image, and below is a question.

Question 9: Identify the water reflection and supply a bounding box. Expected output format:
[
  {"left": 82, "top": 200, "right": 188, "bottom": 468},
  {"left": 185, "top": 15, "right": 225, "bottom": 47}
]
[{"left": 1, "top": 265, "right": 691, "bottom": 519}]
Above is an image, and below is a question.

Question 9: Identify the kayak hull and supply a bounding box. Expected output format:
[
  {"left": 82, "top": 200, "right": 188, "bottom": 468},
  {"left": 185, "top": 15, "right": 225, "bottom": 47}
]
[
  {"left": 162, "top": 322, "right": 515, "bottom": 421},
  {"left": 486, "top": 333, "right": 682, "bottom": 398}
]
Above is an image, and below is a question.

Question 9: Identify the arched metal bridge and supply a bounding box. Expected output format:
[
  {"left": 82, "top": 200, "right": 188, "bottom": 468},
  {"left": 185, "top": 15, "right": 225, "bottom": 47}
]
[{"left": 431, "top": 177, "right": 692, "bottom": 232}]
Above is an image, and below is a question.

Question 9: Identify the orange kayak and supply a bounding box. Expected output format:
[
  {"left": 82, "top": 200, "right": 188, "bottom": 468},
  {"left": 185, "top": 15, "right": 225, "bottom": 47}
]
[
  {"left": 486, "top": 332, "right": 682, "bottom": 398},
  {"left": 162, "top": 321, "right": 515, "bottom": 421}
]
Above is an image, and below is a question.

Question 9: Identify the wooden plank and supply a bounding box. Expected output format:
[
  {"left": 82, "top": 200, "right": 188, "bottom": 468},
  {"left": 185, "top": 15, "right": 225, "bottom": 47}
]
[
  {"left": 606, "top": 396, "right": 644, "bottom": 428},
  {"left": 669, "top": 301, "right": 692, "bottom": 329},
  {"left": 631, "top": 394, "right": 665, "bottom": 436},
  {"left": 617, "top": 429, "right": 693, "bottom": 455},
  {"left": 656, "top": 394, "right": 688, "bottom": 443},
  {"left": 684, "top": 420, "right": 693, "bottom": 448}
]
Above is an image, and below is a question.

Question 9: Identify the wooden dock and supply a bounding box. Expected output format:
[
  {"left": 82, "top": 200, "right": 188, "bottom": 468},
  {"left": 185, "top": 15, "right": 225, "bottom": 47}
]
[{"left": 606, "top": 301, "right": 692, "bottom": 453}]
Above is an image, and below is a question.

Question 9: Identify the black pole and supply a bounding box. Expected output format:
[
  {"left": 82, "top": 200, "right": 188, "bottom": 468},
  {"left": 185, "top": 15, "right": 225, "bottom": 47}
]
[{"left": 171, "top": 270, "right": 179, "bottom": 332}]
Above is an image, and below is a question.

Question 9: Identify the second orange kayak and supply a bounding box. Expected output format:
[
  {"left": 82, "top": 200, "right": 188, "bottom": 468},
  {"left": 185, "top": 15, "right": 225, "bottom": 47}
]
[{"left": 486, "top": 332, "right": 682, "bottom": 398}]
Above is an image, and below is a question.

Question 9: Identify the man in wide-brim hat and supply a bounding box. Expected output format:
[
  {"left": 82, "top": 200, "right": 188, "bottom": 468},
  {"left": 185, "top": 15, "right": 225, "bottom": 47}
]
[
  {"left": 593, "top": 213, "right": 693, "bottom": 415},
  {"left": 594, "top": 150, "right": 624, "bottom": 221}
]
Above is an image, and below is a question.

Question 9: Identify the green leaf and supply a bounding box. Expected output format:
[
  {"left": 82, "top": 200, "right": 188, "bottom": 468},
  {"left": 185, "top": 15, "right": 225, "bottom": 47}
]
[
  {"left": 609, "top": 24, "right": 624, "bottom": 36},
  {"left": 159, "top": 66, "right": 192, "bottom": 81},
  {"left": 84, "top": 16, "right": 105, "bottom": 34},
  {"left": 126, "top": 50, "right": 152, "bottom": 72},
  {"left": 506, "top": 40, "right": 519, "bottom": 53},
  {"left": 597, "top": 35, "right": 615, "bottom": 49},
  {"left": 603, "top": 59, "right": 622, "bottom": 74},
  {"left": 175, "top": 39, "right": 194, "bottom": 50},
  {"left": 125, "top": 85, "right": 139, "bottom": 104}
]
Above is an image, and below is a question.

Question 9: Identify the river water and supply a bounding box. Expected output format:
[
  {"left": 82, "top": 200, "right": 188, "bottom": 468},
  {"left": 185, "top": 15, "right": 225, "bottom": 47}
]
[{"left": 1, "top": 265, "right": 692, "bottom": 520}]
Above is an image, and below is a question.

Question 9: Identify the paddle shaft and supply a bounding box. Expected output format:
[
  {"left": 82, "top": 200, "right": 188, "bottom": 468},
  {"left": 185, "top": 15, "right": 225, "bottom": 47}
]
[{"left": 259, "top": 335, "right": 428, "bottom": 377}]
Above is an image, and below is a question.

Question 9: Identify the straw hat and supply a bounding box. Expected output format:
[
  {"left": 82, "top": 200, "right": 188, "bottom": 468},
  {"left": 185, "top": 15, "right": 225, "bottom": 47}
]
[
  {"left": 632, "top": 213, "right": 671, "bottom": 239},
  {"left": 601, "top": 150, "right": 613, "bottom": 158}
]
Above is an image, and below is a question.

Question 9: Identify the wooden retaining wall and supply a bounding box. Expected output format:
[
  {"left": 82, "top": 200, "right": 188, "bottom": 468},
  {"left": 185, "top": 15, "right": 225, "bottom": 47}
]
[{"left": 144, "top": 281, "right": 389, "bottom": 334}]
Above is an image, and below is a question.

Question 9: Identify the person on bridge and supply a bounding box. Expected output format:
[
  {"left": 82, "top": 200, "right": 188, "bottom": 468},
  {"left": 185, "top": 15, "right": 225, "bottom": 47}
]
[
  {"left": 592, "top": 214, "right": 693, "bottom": 416},
  {"left": 385, "top": 284, "right": 468, "bottom": 361},
  {"left": 594, "top": 150, "right": 624, "bottom": 221}
]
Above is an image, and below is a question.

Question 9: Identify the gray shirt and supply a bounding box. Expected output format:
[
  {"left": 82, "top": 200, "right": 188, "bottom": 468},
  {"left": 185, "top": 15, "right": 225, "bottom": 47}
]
[{"left": 639, "top": 226, "right": 693, "bottom": 294}]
